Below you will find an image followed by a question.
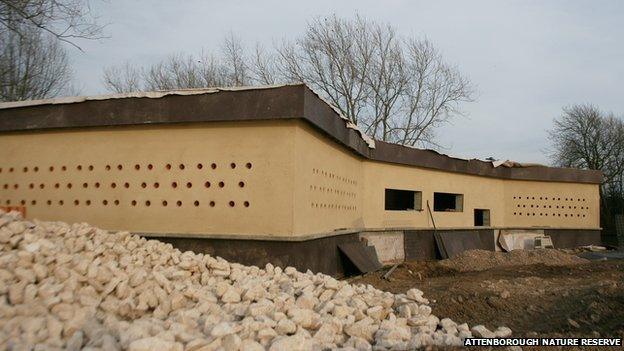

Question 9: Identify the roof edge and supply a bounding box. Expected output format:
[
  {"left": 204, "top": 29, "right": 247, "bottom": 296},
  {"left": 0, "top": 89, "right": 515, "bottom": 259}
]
[{"left": 0, "top": 84, "right": 603, "bottom": 184}]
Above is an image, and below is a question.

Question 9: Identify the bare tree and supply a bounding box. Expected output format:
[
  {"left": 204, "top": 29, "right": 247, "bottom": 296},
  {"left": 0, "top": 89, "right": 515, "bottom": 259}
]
[
  {"left": 0, "top": 24, "right": 72, "bottom": 101},
  {"left": 102, "top": 61, "right": 142, "bottom": 93},
  {"left": 222, "top": 32, "right": 248, "bottom": 86},
  {"left": 277, "top": 16, "right": 374, "bottom": 125},
  {"left": 0, "top": 0, "right": 104, "bottom": 49},
  {"left": 102, "top": 36, "right": 250, "bottom": 93},
  {"left": 548, "top": 104, "right": 624, "bottom": 186},
  {"left": 249, "top": 43, "right": 277, "bottom": 85},
  {"left": 275, "top": 15, "right": 474, "bottom": 147},
  {"left": 101, "top": 16, "right": 473, "bottom": 147}
]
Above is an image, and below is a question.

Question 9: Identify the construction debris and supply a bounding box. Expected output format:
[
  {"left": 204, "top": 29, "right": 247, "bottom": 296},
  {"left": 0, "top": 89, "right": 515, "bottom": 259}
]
[{"left": 0, "top": 210, "right": 509, "bottom": 350}]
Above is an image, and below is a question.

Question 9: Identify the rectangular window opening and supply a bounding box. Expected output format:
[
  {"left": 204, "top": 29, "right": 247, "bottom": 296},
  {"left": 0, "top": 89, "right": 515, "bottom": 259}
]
[
  {"left": 433, "top": 192, "right": 463, "bottom": 212},
  {"left": 384, "top": 188, "right": 422, "bottom": 211},
  {"left": 474, "top": 209, "right": 490, "bottom": 226}
]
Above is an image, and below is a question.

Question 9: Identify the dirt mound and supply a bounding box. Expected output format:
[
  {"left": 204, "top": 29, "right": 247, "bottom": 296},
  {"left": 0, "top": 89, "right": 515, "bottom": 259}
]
[{"left": 439, "top": 249, "right": 589, "bottom": 272}]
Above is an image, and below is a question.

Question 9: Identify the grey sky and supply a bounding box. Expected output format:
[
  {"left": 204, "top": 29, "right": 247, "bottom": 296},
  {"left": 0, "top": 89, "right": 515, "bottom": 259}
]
[{"left": 69, "top": 0, "right": 624, "bottom": 164}]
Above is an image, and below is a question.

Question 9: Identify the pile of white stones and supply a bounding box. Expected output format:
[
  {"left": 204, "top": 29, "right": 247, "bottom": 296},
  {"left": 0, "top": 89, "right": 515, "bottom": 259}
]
[{"left": 0, "top": 210, "right": 511, "bottom": 350}]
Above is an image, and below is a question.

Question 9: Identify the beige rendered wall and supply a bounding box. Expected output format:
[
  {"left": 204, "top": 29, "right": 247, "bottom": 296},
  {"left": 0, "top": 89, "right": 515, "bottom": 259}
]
[
  {"left": 291, "top": 121, "right": 600, "bottom": 235},
  {"left": 292, "top": 123, "right": 365, "bottom": 235},
  {"left": 0, "top": 121, "right": 297, "bottom": 237},
  {"left": 0, "top": 119, "right": 601, "bottom": 238}
]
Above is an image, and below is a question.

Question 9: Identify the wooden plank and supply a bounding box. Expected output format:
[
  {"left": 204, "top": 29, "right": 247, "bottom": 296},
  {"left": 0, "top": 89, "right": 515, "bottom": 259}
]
[{"left": 338, "top": 242, "right": 383, "bottom": 273}]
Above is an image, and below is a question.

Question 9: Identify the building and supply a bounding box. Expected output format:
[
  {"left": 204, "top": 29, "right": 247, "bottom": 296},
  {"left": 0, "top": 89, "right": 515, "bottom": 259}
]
[{"left": 0, "top": 84, "right": 602, "bottom": 275}]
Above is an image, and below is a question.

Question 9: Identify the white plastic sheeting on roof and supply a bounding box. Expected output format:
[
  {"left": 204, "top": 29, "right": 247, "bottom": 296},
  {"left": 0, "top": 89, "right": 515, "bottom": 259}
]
[{"left": 0, "top": 84, "right": 377, "bottom": 149}]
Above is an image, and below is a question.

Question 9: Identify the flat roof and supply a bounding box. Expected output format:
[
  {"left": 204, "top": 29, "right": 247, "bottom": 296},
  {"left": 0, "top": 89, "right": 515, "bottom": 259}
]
[{"left": 0, "top": 84, "right": 602, "bottom": 184}]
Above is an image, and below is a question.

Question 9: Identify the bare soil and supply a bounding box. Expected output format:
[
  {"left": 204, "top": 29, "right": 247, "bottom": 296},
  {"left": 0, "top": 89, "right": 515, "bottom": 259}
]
[{"left": 348, "top": 250, "right": 624, "bottom": 342}]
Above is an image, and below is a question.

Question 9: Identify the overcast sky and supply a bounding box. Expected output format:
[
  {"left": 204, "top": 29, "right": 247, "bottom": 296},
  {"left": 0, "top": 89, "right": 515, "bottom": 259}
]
[{"left": 68, "top": 0, "right": 624, "bottom": 164}]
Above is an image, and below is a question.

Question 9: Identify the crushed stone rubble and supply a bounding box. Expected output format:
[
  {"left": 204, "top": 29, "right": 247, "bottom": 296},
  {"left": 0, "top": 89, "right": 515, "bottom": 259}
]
[{"left": 0, "top": 210, "right": 511, "bottom": 350}]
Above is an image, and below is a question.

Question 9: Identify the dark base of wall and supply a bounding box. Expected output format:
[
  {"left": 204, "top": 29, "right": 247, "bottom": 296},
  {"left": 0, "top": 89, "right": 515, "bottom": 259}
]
[
  {"left": 148, "top": 228, "right": 602, "bottom": 277},
  {"left": 152, "top": 233, "right": 360, "bottom": 277}
]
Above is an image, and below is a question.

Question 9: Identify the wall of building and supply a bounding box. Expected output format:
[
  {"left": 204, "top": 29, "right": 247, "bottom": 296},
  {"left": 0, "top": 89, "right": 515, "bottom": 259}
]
[
  {"left": 0, "top": 121, "right": 297, "bottom": 237},
  {"left": 0, "top": 119, "right": 601, "bottom": 239},
  {"left": 292, "top": 123, "right": 365, "bottom": 235},
  {"left": 291, "top": 121, "right": 600, "bottom": 235}
]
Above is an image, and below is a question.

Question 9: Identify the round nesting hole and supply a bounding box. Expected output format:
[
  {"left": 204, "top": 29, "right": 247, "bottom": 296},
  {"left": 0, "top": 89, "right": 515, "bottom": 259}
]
[
  {"left": 67, "top": 183, "right": 72, "bottom": 189},
  {"left": 20, "top": 200, "right": 25, "bottom": 205},
  {"left": 23, "top": 167, "right": 28, "bottom": 172},
  {"left": 197, "top": 163, "right": 203, "bottom": 169},
  {"left": 29, "top": 183, "right": 34, "bottom": 189},
  {"left": 117, "top": 164, "right": 123, "bottom": 170},
  {"left": 111, "top": 183, "right": 117, "bottom": 188},
  {"left": 204, "top": 181, "right": 211, "bottom": 188},
  {"left": 49, "top": 166, "right": 54, "bottom": 172},
  {"left": 162, "top": 200, "right": 168, "bottom": 207},
  {"left": 86, "top": 200, "right": 91, "bottom": 206},
  {"left": 77, "top": 165, "right": 82, "bottom": 171},
  {"left": 47, "top": 200, "right": 52, "bottom": 205},
  {"left": 176, "top": 200, "right": 182, "bottom": 207},
  {"left": 211, "top": 163, "right": 217, "bottom": 169},
  {"left": 244, "top": 201, "right": 250, "bottom": 207},
  {"left": 5, "top": 200, "right": 9, "bottom": 205},
  {"left": 31, "top": 200, "right": 36, "bottom": 205},
  {"left": 145, "top": 200, "right": 151, "bottom": 207},
  {"left": 39, "top": 183, "right": 44, "bottom": 189},
  {"left": 88, "top": 165, "right": 94, "bottom": 171},
  {"left": 114, "top": 200, "right": 119, "bottom": 206},
  {"left": 147, "top": 164, "right": 153, "bottom": 170},
  {"left": 34, "top": 167, "right": 39, "bottom": 172},
  {"left": 141, "top": 182, "right": 147, "bottom": 188},
  {"left": 154, "top": 182, "right": 160, "bottom": 188},
  {"left": 246, "top": 162, "right": 252, "bottom": 169},
  {"left": 135, "top": 164, "right": 140, "bottom": 170},
  {"left": 166, "top": 164, "right": 172, "bottom": 170},
  {"left": 229, "top": 201, "right": 235, "bottom": 207},
  {"left": 95, "top": 182, "right": 100, "bottom": 188},
  {"left": 194, "top": 200, "right": 199, "bottom": 207},
  {"left": 13, "top": 184, "right": 18, "bottom": 189},
  {"left": 230, "top": 163, "right": 236, "bottom": 169},
  {"left": 125, "top": 182, "right": 130, "bottom": 188},
  {"left": 9, "top": 167, "right": 14, "bottom": 172},
  {"left": 209, "top": 201, "right": 215, "bottom": 207},
  {"left": 83, "top": 183, "right": 88, "bottom": 188},
  {"left": 59, "top": 200, "right": 64, "bottom": 205},
  {"left": 238, "top": 181, "right": 245, "bottom": 188},
  {"left": 54, "top": 183, "right": 60, "bottom": 189},
  {"left": 105, "top": 165, "right": 111, "bottom": 171},
  {"left": 186, "top": 182, "right": 192, "bottom": 188},
  {"left": 172, "top": 182, "right": 178, "bottom": 188},
  {"left": 74, "top": 200, "right": 79, "bottom": 206},
  {"left": 179, "top": 164, "right": 185, "bottom": 170},
  {"left": 103, "top": 200, "right": 108, "bottom": 206},
  {"left": 131, "top": 200, "right": 137, "bottom": 206},
  {"left": 218, "top": 181, "right": 225, "bottom": 188}
]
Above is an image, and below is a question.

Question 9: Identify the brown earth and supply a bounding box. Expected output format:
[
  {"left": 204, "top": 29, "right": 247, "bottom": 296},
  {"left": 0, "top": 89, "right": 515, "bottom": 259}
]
[{"left": 348, "top": 249, "right": 624, "bottom": 347}]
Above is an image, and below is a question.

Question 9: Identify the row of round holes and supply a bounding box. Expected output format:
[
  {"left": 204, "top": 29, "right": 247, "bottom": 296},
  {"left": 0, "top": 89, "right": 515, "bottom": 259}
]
[
  {"left": 311, "top": 203, "right": 357, "bottom": 210},
  {"left": 312, "top": 168, "right": 357, "bottom": 185},
  {"left": 513, "top": 196, "right": 586, "bottom": 202},
  {"left": 2, "top": 199, "right": 250, "bottom": 207},
  {"left": 516, "top": 204, "right": 588, "bottom": 210},
  {"left": 513, "top": 212, "right": 586, "bottom": 217},
  {"left": 0, "top": 162, "right": 253, "bottom": 173},
  {"left": 309, "top": 185, "right": 356, "bottom": 197},
  {"left": 3, "top": 181, "right": 244, "bottom": 190}
]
